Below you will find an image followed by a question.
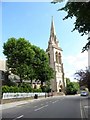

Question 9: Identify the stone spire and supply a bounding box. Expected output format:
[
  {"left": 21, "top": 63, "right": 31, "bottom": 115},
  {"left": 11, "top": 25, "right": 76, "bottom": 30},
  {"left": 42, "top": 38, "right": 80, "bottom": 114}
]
[
  {"left": 50, "top": 16, "right": 56, "bottom": 38},
  {"left": 49, "top": 16, "right": 58, "bottom": 47}
]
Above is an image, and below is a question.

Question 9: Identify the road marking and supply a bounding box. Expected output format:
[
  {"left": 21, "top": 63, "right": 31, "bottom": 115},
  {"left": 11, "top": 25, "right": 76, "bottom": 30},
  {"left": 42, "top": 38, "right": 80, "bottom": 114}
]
[
  {"left": 13, "top": 115, "right": 24, "bottom": 120},
  {"left": 52, "top": 100, "right": 58, "bottom": 104},
  {"left": 17, "top": 115, "right": 24, "bottom": 119},
  {"left": 84, "top": 106, "right": 90, "bottom": 108},
  {"left": 34, "top": 105, "right": 48, "bottom": 111},
  {"left": 80, "top": 99, "right": 83, "bottom": 120}
]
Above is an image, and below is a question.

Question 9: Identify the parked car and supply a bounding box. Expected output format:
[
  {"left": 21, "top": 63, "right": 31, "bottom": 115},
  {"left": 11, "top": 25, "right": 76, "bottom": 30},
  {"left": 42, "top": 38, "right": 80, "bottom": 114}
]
[{"left": 80, "top": 91, "right": 88, "bottom": 96}]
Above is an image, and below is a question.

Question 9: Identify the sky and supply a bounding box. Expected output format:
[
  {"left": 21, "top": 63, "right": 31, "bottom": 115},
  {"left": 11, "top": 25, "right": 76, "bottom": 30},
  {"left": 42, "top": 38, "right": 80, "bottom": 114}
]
[{"left": 1, "top": 1, "right": 88, "bottom": 81}]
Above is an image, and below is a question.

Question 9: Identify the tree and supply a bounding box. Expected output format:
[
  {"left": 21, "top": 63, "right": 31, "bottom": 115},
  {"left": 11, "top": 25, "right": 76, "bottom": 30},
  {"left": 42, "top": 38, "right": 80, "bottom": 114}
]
[
  {"left": 74, "top": 67, "right": 90, "bottom": 91},
  {"left": 23, "top": 65, "right": 36, "bottom": 85},
  {"left": 52, "top": 0, "right": 90, "bottom": 52},
  {"left": 66, "top": 81, "right": 79, "bottom": 95},
  {"left": 32, "top": 45, "right": 54, "bottom": 87},
  {"left": 3, "top": 37, "right": 54, "bottom": 87},
  {"left": 3, "top": 37, "right": 35, "bottom": 84},
  {"left": 66, "top": 78, "right": 70, "bottom": 85},
  {"left": 73, "top": 81, "right": 80, "bottom": 92}
]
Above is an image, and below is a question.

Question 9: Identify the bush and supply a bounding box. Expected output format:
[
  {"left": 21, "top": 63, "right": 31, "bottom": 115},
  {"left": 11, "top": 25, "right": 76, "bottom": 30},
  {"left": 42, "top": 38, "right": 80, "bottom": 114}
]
[
  {"left": 19, "top": 83, "right": 32, "bottom": 92},
  {"left": 66, "top": 82, "right": 79, "bottom": 95},
  {"left": 13, "top": 86, "right": 20, "bottom": 92},
  {"left": 2, "top": 86, "right": 20, "bottom": 93},
  {"left": 33, "top": 88, "right": 42, "bottom": 92},
  {"left": 2, "top": 85, "right": 9, "bottom": 93},
  {"left": 18, "top": 87, "right": 23, "bottom": 93},
  {"left": 8, "top": 86, "right": 14, "bottom": 92},
  {"left": 2, "top": 84, "right": 42, "bottom": 93},
  {"left": 41, "top": 86, "right": 50, "bottom": 92}
]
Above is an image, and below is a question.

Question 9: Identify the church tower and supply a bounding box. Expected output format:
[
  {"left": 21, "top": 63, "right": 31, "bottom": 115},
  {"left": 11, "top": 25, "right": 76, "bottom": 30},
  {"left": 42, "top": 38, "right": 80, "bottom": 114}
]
[{"left": 46, "top": 17, "right": 65, "bottom": 93}]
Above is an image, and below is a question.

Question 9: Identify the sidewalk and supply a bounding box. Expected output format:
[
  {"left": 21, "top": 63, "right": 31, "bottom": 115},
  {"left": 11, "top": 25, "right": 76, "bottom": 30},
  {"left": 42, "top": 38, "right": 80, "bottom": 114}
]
[
  {"left": 0, "top": 95, "right": 57, "bottom": 111},
  {"left": 0, "top": 97, "right": 46, "bottom": 110}
]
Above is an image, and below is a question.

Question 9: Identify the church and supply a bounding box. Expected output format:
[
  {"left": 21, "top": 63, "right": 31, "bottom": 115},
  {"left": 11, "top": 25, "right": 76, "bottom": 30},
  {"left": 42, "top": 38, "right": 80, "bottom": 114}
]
[{"left": 46, "top": 17, "right": 66, "bottom": 93}]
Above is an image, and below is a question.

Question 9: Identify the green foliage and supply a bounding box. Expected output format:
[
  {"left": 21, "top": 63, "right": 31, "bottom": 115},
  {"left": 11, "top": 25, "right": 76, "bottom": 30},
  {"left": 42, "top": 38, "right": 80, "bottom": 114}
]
[
  {"left": 75, "top": 67, "right": 90, "bottom": 92},
  {"left": 3, "top": 37, "right": 54, "bottom": 86},
  {"left": 19, "top": 83, "right": 32, "bottom": 92},
  {"left": 54, "top": 0, "right": 90, "bottom": 36},
  {"left": 3, "top": 37, "right": 35, "bottom": 83},
  {"left": 2, "top": 85, "right": 10, "bottom": 93},
  {"left": 40, "top": 85, "right": 51, "bottom": 92},
  {"left": 52, "top": 0, "right": 90, "bottom": 51},
  {"left": 2, "top": 84, "right": 43, "bottom": 93},
  {"left": 2, "top": 86, "right": 19, "bottom": 93},
  {"left": 82, "top": 40, "right": 90, "bottom": 52},
  {"left": 32, "top": 88, "right": 42, "bottom": 92},
  {"left": 66, "top": 78, "right": 70, "bottom": 85},
  {"left": 32, "top": 45, "right": 54, "bottom": 86},
  {"left": 66, "top": 82, "right": 80, "bottom": 95}
]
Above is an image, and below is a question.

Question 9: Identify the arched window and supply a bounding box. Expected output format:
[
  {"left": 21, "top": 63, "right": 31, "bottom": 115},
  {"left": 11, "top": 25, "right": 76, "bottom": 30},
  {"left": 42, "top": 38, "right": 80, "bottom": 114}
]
[
  {"left": 55, "top": 52, "right": 58, "bottom": 63},
  {"left": 58, "top": 52, "right": 61, "bottom": 64}
]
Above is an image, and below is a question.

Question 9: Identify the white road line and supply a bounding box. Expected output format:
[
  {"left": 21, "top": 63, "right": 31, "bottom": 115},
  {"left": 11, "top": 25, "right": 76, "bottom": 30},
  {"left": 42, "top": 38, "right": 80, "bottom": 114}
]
[
  {"left": 17, "top": 115, "right": 24, "bottom": 119},
  {"left": 83, "top": 107, "right": 88, "bottom": 118},
  {"left": 52, "top": 100, "right": 58, "bottom": 104},
  {"left": 52, "top": 98, "right": 64, "bottom": 104},
  {"left": 80, "top": 99, "right": 83, "bottom": 120},
  {"left": 13, "top": 115, "right": 24, "bottom": 120},
  {"left": 34, "top": 105, "right": 48, "bottom": 111},
  {"left": 84, "top": 106, "right": 90, "bottom": 108}
]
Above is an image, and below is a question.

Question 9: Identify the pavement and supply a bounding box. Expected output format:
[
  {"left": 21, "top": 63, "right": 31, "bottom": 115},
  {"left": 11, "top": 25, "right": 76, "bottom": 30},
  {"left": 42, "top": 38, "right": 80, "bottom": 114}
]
[
  {"left": 1, "top": 95, "right": 82, "bottom": 119},
  {"left": 0, "top": 95, "right": 90, "bottom": 119},
  {"left": 0, "top": 95, "right": 90, "bottom": 112},
  {"left": 0, "top": 96, "right": 57, "bottom": 111}
]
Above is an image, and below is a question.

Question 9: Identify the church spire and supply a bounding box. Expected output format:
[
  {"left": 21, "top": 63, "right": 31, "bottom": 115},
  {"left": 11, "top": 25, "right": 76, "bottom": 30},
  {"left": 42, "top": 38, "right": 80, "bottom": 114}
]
[
  {"left": 49, "top": 16, "right": 58, "bottom": 46},
  {"left": 50, "top": 16, "right": 56, "bottom": 37}
]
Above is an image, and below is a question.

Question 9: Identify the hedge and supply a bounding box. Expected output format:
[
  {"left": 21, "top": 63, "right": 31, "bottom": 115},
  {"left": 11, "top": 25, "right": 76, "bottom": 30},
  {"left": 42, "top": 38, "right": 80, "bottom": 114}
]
[{"left": 2, "top": 85, "right": 42, "bottom": 93}]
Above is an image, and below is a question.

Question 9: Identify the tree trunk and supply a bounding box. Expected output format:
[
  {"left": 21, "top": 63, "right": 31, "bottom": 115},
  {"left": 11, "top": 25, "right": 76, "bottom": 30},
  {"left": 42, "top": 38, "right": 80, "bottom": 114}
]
[
  {"left": 31, "top": 79, "right": 33, "bottom": 88},
  {"left": 40, "top": 81, "right": 43, "bottom": 91},
  {"left": 19, "top": 74, "right": 23, "bottom": 85},
  {"left": 41, "top": 81, "right": 43, "bottom": 86}
]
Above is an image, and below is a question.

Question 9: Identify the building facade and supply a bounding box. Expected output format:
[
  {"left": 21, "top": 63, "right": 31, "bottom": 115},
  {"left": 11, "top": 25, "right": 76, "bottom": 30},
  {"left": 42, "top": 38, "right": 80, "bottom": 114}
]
[
  {"left": 0, "top": 60, "right": 6, "bottom": 81},
  {"left": 0, "top": 60, "right": 6, "bottom": 71},
  {"left": 46, "top": 17, "right": 65, "bottom": 93}
]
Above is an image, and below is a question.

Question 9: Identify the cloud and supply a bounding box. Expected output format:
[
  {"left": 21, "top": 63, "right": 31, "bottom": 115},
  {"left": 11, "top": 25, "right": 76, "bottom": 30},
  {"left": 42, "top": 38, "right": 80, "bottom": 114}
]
[{"left": 63, "top": 51, "right": 88, "bottom": 81}]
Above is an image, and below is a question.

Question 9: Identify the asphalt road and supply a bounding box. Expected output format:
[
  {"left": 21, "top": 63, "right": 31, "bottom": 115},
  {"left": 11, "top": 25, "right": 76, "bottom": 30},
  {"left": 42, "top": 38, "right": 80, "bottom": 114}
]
[{"left": 2, "top": 95, "right": 89, "bottom": 119}]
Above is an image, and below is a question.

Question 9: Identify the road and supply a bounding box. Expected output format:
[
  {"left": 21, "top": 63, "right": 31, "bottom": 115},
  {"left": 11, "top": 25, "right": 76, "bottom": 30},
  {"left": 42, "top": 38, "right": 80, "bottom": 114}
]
[{"left": 1, "top": 95, "right": 89, "bottom": 119}]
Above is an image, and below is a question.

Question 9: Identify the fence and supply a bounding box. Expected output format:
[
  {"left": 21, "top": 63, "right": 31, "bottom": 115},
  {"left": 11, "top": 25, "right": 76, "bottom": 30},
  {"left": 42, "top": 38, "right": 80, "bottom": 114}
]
[{"left": 3, "top": 92, "right": 45, "bottom": 99}]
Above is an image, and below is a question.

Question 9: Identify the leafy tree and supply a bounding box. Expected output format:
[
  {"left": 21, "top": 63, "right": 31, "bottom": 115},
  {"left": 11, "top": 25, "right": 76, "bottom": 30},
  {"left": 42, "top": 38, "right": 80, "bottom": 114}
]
[
  {"left": 32, "top": 45, "right": 54, "bottom": 87},
  {"left": 66, "top": 81, "right": 79, "bottom": 95},
  {"left": 66, "top": 78, "right": 70, "bottom": 85},
  {"left": 73, "top": 82, "right": 80, "bottom": 91},
  {"left": 3, "top": 37, "right": 54, "bottom": 88},
  {"left": 74, "top": 67, "right": 90, "bottom": 91},
  {"left": 23, "top": 65, "right": 36, "bottom": 85},
  {"left": 52, "top": 0, "right": 90, "bottom": 52},
  {"left": 3, "top": 37, "right": 35, "bottom": 84}
]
